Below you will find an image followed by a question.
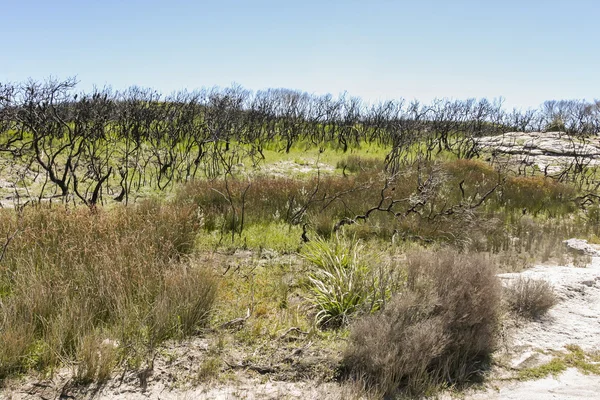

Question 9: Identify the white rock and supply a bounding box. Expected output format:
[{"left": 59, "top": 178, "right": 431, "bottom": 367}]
[{"left": 563, "top": 238, "right": 600, "bottom": 256}]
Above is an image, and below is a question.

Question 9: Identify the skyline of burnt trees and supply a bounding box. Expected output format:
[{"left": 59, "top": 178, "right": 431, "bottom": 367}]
[{"left": 0, "top": 77, "right": 598, "bottom": 205}]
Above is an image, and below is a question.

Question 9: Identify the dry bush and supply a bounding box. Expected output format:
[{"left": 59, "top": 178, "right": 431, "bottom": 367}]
[
  {"left": 342, "top": 250, "right": 501, "bottom": 396},
  {"left": 504, "top": 277, "right": 557, "bottom": 319},
  {"left": 0, "top": 199, "right": 217, "bottom": 380}
]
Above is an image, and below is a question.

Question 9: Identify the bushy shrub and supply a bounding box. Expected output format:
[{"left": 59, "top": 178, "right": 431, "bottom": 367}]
[
  {"left": 342, "top": 250, "right": 501, "bottom": 396},
  {"left": 504, "top": 277, "right": 557, "bottom": 319}
]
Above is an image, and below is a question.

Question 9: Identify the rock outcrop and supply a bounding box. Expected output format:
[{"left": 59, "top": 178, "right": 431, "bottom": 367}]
[{"left": 475, "top": 131, "right": 600, "bottom": 173}]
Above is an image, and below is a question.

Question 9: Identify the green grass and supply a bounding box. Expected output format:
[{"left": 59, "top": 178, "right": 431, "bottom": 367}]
[
  {"left": 517, "top": 358, "right": 567, "bottom": 380},
  {"left": 259, "top": 140, "right": 390, "bottom": 172},
  {"left": 196, "top": 222, "right": 303, "bottom": 253},
  {"left": 517, "top": 345, "right": 600, "bottom": 381}
]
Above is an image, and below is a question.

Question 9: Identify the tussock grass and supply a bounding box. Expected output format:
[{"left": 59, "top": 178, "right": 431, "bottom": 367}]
[
  {"left": 504, "top": 277, "right": 557, "bottom": 319},
  {"left": 301, "top": 235, "right": 406, "bottom": 328},
  {"left": 301, "top": 236, "right": 370, "bottom": 328},
  {"left": 0, "top": 200, "right": 217, "bottom": 380}
]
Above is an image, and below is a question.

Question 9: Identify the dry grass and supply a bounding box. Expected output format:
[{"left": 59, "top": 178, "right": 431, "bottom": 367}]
[
  {"left": 0, "top": 200, "right": 217, "bottom": 380},
  {"left": 342, "top": 249, "right": 501, "bottom": 396},
  {"left": 504, "top": 277, "right": 557, "bottom": 319},
  {"left": 74, "top": 333, "right": 120, "bottom": 384}
]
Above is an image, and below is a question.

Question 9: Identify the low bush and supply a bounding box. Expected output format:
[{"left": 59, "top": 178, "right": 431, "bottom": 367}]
[
  {"left": 504, "top": 277, "right": 557, "bottom": 319},
  {"left": 342, "top": 250, "right": 501, "bottom": 396}
]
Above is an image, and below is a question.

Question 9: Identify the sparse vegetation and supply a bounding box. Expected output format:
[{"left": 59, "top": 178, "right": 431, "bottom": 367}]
[
  {"left": 517, "top": 345, "right": 600, "bottom": 380},
  {"left": 517, "top": 357, "right": 567, "bottom": 380}
]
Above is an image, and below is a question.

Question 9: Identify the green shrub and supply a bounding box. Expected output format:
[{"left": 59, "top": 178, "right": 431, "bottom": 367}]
[{"left": 301, "top": 236, "right": 371, "bottom": 327}]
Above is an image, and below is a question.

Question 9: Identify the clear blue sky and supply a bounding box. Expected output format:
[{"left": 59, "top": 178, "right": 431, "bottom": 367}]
[{"left": 1, "top": 0, "right": 597, "bottom": 109}]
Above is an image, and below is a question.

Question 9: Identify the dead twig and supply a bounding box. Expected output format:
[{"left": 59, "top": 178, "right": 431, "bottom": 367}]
[
  {"left": 277, "top": 327, "right": 310, "bottom": 341},
  {"left": 219, "top": 308, "right": 250, "bottom": 330}
]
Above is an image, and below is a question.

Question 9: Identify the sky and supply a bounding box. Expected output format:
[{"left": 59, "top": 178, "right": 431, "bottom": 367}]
[{"left": 1, "top": 0, "right": 598, "bottom": 110}]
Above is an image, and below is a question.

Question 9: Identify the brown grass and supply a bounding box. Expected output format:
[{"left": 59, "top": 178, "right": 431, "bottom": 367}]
[
  {"left": 0, "top": 200, "right": 217, "bottom": 380},
  {"left": 504, "top": 277, "right": 557, "bottom": 319}
]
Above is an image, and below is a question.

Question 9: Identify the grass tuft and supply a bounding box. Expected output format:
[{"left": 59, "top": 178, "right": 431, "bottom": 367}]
[
  {"left": 0, "top": 200, "right": 217, "bottom": 380},
  {"left": 504, "top": 277, "right": 557, "bottom": 319}
]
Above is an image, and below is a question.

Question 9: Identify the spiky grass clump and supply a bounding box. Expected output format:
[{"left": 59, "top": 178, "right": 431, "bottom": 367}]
[{"left": 301, "top": 235, "right": 372, "bottom": 328}]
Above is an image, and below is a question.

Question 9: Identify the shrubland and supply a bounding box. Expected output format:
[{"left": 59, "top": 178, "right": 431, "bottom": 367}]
[{"left": 0, "top": 79, "right": 598, "bottom": 398}]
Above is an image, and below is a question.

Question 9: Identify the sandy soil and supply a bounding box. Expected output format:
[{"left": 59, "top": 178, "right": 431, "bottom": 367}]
[{"left": 461, "top": 368, "right": 600, "bottom": 400}]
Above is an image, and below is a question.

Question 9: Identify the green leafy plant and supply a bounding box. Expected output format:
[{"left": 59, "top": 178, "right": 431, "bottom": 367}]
[{"left": 301, "top": 235, "right": 370, "bottom": 327}]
